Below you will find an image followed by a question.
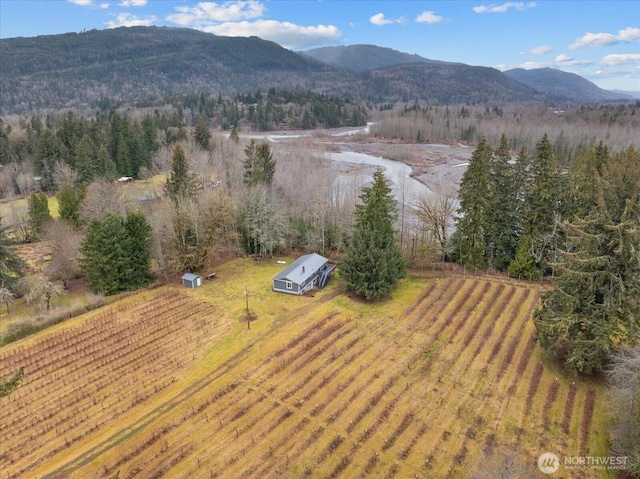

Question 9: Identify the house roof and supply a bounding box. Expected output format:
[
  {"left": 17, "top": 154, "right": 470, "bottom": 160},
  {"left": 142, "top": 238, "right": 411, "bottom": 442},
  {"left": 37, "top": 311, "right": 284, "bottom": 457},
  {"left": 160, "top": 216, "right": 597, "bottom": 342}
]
[
  {"left": 181, "top": 273, "right": 201, "bottom": 281},
  {"left": 273, "top": 253, "right": 328, "bottom": 284}
]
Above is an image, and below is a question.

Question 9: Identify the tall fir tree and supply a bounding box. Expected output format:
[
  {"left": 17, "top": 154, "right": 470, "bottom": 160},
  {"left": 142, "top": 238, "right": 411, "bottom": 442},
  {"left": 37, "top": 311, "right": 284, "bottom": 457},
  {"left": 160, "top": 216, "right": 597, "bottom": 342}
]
[
  {"left": 56, "top": 184, "right": 86, "bottom": 228},
  {"left": 0, "top": 218, "right": 24, "bottom": 291},
  {"left": 534, "top": 146, "right": 640, "bottom": 374},
  {"left": 487, "top": 134, "right": 520, "bottom": 269},
  {"left": 124, "top": 211, "right": 154, "bottom": 289},
  {"left": 193, "top": 116, "right": 211, "bottom": 150},
  {"left": 509, "top": 134, "right": 562, "bottom": 278},
  {"left": 27, "top": 192, "right": 51, "bottom": 242},
  {"left": 243, "top": 140, "right": 276, "bottom": 186},
  {"left": 74, "top": 134, "right": 97, "bottom": 184},
  {"left": 164, "top": 144, "right": 200, "bottom": 200},
  {"left": 454, "top": 137, "right": 493, "bottom": 269},
  {"left": 341, "top": 169, "right": 405, "bottom": 301}
]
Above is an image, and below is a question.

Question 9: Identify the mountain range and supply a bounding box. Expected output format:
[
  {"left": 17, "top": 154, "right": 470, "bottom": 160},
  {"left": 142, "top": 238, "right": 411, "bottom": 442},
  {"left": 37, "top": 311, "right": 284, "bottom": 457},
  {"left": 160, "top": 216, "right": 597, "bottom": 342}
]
[{"left": 0, "top": 26, "right": 634, "bottom": 115}]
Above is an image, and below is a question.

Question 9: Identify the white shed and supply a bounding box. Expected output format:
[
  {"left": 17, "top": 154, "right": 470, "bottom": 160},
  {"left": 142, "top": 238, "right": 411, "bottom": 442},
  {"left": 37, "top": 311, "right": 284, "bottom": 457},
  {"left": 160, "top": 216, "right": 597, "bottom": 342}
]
[{"left": 181, "top": 273, "right": 202, "bottom": 288}]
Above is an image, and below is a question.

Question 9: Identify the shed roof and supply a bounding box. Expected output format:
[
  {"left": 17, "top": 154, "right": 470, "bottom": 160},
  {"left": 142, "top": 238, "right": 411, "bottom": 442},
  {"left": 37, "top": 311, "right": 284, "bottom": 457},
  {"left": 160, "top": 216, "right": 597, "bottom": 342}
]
[
  {"left": 273, "top": 253, "right": 328, "bottom": 284},
  {"left": 181, "top": 273, "right": 201, "bottom": 281}
]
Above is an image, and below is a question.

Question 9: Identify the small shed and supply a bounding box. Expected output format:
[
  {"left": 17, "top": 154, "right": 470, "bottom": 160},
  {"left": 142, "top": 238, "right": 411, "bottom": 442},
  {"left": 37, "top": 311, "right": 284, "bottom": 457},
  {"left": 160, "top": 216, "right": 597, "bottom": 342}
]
[
  {"left": 273, "top": 253, "right": 335, "bottom": 295},
  {"left": 181, "top": 273, "right": 202, "bottom": 288}
]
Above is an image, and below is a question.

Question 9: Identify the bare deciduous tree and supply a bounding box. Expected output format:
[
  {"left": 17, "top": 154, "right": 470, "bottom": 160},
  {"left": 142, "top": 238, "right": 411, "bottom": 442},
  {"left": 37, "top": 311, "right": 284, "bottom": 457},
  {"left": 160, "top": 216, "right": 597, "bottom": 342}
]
[
  {"left": 0, "top": 287, "right": 15, "bottom": 313},
  {"left": 606, "top": 346, "right": 640, "bottom": 476},
  {"left": 26, "top": 276, "right": 64, "bottom": 311},
  {"left": 44, "top": 228, "right": 82, "bottom": 288},
  {"left": 52, "top": 161, "right": 78, "bottom": 190},
  {"left": 80, "top": 179, "right": 132, "bottom": 222},
  {"left": 411, "top": 186, "right": 457, "bottom": 262}
]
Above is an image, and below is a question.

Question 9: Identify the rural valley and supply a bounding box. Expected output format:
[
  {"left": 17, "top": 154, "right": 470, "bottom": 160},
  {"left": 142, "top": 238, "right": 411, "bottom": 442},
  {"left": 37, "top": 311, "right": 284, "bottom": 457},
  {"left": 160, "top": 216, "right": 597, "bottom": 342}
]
[{"left": 0, "top": 13, "right": 639, "bottom": 479}]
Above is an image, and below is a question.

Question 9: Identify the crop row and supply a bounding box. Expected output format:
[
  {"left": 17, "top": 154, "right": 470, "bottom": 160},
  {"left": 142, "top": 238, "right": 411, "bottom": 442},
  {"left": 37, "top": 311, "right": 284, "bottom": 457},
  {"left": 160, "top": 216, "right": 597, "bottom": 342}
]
[{"left": 0, "top": 293, "right": 224, "bottom": 478}]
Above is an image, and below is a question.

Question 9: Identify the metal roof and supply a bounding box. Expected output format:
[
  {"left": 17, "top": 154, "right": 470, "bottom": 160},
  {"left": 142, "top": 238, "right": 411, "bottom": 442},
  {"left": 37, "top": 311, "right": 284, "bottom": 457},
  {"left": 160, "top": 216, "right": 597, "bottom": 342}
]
[
  {"left": 273, "top": 253, "right": 328, "bottom": 284},
  {"left": 181, "top": 273, "right": 201, "bottom": 281}
]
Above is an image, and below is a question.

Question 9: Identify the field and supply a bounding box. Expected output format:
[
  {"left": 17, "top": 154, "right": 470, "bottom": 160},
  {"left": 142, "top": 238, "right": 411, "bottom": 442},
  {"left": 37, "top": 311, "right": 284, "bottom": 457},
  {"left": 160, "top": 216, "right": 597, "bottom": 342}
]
[{"left": 0, "top": 258, "right": 609, "bottom": 478}]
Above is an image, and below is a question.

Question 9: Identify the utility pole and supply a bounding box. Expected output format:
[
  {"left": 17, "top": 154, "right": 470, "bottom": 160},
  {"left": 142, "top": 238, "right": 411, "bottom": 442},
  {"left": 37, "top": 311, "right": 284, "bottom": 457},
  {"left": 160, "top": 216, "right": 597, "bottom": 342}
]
[{"left": 244, "top": 285, "right": 250, "bottom": 329}]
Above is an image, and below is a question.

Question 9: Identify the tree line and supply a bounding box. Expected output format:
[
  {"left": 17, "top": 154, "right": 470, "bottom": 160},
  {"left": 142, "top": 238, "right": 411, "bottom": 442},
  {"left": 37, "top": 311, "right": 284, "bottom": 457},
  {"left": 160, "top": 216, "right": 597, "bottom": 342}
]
[
  {"left": 371, "top": 102, "right": 638, "bottom": 165},
  {"left": 453, "top": 134, "right": 639, "bottom": 374}
]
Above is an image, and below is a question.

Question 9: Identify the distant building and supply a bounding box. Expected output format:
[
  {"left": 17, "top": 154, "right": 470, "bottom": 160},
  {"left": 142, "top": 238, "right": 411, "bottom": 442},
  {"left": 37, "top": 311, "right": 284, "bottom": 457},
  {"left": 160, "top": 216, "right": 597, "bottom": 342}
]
[
  {"left": 117, "top": 176, "right": 134, "bottom": 183},
  {"left": 273, "top": 253, "right": 335, "bottom": 295},
  {"left": 181, "top": 273, "right": 202, "bottom": 288}
]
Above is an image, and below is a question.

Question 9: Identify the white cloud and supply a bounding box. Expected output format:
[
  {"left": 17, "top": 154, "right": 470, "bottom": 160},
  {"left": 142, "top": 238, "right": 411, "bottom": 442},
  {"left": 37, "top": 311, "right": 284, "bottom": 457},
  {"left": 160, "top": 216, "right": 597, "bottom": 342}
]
[
  {"left": 100, "top": 3, "right": 109, "bottom": 8},
  {"left": 416, "top": 11, "right": 444, "bottom": 24},
  {"left": 473, "top": 2, "right": 536, "bottom": 13},
  {"left": 119, "top": 0, "right": 146, "bottom": 6},
  {"left": 370, "top": 13, "right": 391, "bottom": 26},
  {"left": 203, "top": 20, "right": 341, "bottom": 49},
  {"left": 167, "top": 1, "right": 265, "bottom": 26},
  {"left": 67, "top": 0, "right": 94, "bottom": 5},
  {"left": 600, "top": 53, "right": 640, "bottom": 66},
  {"left": 555, "top": 54, "right": 572, "bottom": 63},
  {"left": 569, "top": 27, "right": 640, "bottom": 50},
  {"left": 526, "top": 45, "right": 552, "bottom": 55},
  {"left": 105, "top": 12, "right": 157, "bottom": 28},
  {"left": 369, "top": 13, "right": 405, "bottom": 26}
]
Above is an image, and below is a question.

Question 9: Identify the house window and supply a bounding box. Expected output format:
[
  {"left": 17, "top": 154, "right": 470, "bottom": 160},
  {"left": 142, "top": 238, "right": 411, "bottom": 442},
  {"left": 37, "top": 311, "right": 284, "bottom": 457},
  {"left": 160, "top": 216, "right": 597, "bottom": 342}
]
[{"left": 286, "top": 281, "right": 293, "bottom": 289}]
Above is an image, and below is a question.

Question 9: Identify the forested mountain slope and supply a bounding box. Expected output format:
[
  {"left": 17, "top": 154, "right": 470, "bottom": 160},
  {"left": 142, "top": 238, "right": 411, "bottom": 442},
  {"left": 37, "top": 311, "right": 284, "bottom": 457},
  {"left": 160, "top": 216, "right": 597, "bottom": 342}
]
[
  {"left": 0, "top": 27, "right": 633, "bottom": 115},
  {"left": 300, "top": 44, "right": 458, "bottom": 71},
  {"left": 504, "top": 68, "right": 632, "bottom": 102},
  {"left": 0, "top": 26, "right": 348, "bottom": 114}
]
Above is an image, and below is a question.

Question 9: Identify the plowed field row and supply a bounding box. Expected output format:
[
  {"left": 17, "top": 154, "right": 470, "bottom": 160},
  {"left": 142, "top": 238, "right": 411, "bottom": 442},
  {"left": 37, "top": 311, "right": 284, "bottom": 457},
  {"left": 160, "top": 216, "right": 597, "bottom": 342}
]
[{"left": 0, "top": 265, "right": 608, "bottom": 479}]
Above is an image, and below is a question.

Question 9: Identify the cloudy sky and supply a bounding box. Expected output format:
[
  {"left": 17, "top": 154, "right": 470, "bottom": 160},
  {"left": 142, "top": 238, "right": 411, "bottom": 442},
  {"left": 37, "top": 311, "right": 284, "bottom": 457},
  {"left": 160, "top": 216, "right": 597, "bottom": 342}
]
[{"left": 1, "top": 0, "right": 638, "bottom": 91}]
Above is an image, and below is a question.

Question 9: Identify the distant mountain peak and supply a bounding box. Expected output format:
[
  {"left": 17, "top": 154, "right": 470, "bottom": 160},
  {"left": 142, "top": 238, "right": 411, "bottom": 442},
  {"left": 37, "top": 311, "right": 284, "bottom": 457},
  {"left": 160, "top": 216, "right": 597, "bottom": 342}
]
[{"left": 504, "top": 67, "right": 631, "bottom": 102}]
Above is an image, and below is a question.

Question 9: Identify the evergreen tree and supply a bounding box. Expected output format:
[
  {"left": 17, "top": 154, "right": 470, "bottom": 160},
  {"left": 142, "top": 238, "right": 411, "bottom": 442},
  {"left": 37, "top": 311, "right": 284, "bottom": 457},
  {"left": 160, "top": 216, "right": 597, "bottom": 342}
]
[
  {"left": 164, "top": 144, "right": 200, "bottom": 200},
  {"left": 74, "top": 134, "right": 97, "bottom": 184},
  {"left": 193, "top": 116, "right": 211, "bottom": 150},
  {"left": 243, "top": 140, "right": 276, "bottom": 186},
  {"left": 141, "top": 114, "right": 159, "bottom": 155},
  {"left": 454, "top": 137, "right": 493, "bottom": 269},
  {"left": 57, "top": 184, "right": 86, "bottom": 228},
  {"left": 97, "top": 144, "right": 117, "bottom": 181},
  {"left": 341, "top": 169, "right": 405, "bottom": 301},
  {"left": 79, "top": 212, "right": 153, "bottom": 294},
  {"left": 487, "top": 134, "right": 520, "bottom": 269},
  {"left": 568, "top": 142, "right": 610, "bottom": 219},
  {"left": 0, "top": 218, "right": 24, "bottom": 291},
  {"left": 124, "top": 210, "right": 154, "bottom": 288},
  {"left": 27, "top": 192, "right": 51, "bottom": 242},
  {"left": 525, "top": 134, "right": 562, "bottom": 263},
  {"left": 534, "top": 146, "right": 640, "bottom": 374}
]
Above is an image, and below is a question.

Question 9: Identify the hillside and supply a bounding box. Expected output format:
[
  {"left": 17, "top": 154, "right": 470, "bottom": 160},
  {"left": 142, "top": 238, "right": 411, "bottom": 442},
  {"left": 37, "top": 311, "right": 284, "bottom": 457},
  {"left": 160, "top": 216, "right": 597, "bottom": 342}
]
[
  {"left": 504, "top": 67, "right": 632, "bottom": 102},
  {"left": 0, "top": 27, "right": 544, "bottom": 115},
  {"left": 0, "top": 26, "right": 349, "bottom": 115},
  {"left": 0, "top": 258, "right": 610, "bottom": 478},
  {"left": 0, "top": 27, "right": 633, "bottom": 115},
  {"left": 300, "top": 44, "right": 458, "bottom": 72},
  {"left": 361, "top": 63, "right": 544, "bottom": 104}
]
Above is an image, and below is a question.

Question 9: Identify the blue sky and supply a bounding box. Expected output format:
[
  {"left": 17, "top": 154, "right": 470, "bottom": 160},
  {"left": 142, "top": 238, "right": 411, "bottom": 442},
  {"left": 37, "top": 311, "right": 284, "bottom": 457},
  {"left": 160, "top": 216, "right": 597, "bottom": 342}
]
[{"left": 1, "top": 0, "right": 638, "bottom": 91}]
